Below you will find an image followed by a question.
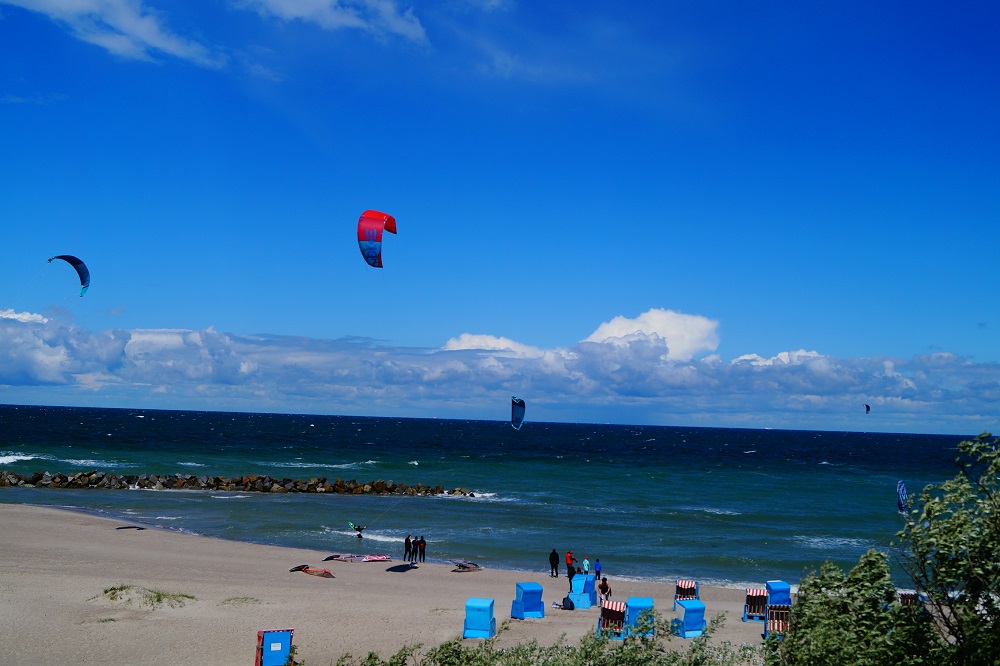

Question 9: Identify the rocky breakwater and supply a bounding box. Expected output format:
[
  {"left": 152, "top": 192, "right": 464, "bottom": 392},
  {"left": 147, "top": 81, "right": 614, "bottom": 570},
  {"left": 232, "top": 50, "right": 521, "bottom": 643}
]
[{"left": 0, "top": 470, "right": 478, "bottom": 497}]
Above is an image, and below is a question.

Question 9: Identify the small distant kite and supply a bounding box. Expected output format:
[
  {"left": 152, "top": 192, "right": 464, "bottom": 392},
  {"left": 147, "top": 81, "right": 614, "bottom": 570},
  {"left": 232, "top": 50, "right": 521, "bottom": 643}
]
[
  {"left": 511, "top": 397, "right": 526, "bottom": 430},
  {"left": 864, "top": 404, "right": 871, "bottom": 415},
  {"left": 48, "top": 255, "right": 90, "bottom": 296},
  {"left": 357, "top": 210, "right": 396, "bottom": 268},
  {"left": 897, "top": 481, "right": 909, "bottom": 515}
]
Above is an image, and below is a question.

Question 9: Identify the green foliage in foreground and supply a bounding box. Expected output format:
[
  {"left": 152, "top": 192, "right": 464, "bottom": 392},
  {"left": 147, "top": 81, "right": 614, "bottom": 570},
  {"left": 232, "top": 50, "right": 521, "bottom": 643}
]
[
  {"left": 767, "top": 434, "right": 1000, "bottom": 666},
  {"left": 333, "top": 613, "right": 762, "bottom": 666},
  {"left": 763, "top": 550, "right": 938, "bottom": 666}
]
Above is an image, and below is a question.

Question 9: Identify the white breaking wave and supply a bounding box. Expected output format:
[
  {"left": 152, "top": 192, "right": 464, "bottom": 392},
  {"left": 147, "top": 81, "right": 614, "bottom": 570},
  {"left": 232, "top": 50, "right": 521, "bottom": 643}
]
[
  {"left": 793, "top": 535, "right": 869, "bottom": 550},
  {"left": 0, "top": 453, "right": 35, "bottom": 465}
]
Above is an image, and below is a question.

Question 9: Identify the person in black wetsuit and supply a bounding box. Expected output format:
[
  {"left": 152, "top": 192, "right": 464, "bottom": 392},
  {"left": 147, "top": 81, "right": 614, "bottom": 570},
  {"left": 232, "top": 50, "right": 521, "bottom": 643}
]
[{"left": 549, "top": 549, "right": 560, "bottom": 577}]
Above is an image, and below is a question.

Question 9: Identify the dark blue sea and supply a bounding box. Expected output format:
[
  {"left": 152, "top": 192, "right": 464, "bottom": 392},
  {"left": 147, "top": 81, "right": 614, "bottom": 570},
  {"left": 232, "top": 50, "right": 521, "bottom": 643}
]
[{"left": 0, "top": 404, "right": 967, "bottom": 589}]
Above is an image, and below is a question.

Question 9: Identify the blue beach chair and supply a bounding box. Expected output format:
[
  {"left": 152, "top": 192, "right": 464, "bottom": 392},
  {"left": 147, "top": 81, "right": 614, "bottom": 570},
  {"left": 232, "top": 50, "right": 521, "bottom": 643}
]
[
  {"left": 510, "top": 582, "right": 545, "bottom": 619},
  {"left": 764, "top": 604, "right": 791, "bottom": 639},
  {"left": 255, "top": 629, "right": 293, "bottom": 666},
  {"left": 626, "top": 596, "right": 655, "bottom": 637},
  {"left": 743, "top": 588, "right": 768, "bottom": 622},
  {"left": 596, "top": 600, "right": 627, "bottom": 639},
  {"left": 766, "top": 580, "right": 791, "bottom": 605},
  {"left": 568, "top": 574, "right": 596, "bottom": 609},
  {"left": 463, "top": 597, "right": 497, "bottom": 639},
  {"left": 671, "top": 599, "right": 707, "bottom": 638}
]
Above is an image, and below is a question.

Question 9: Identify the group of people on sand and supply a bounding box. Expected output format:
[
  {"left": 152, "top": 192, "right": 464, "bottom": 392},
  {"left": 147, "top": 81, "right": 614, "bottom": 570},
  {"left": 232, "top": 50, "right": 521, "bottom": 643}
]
[
  {"left": 549, "top": 548, "right": 611, "bottom": 601},
  {"left": 403, "top": 534, "right": 426, "bottom": 563}
]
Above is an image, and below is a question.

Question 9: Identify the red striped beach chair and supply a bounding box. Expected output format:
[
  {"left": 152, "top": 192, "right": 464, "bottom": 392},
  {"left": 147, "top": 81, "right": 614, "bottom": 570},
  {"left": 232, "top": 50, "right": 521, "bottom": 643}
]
[
  {"left": 743, "top": 588, "right": 767, "bottom": 622},
  {"left": 596, "top": 600, "right": 627, "bottom": 639},
  {"left": 764, "top": 604, "right": 791, "bottom": 639},
  {"left": 673, "top": 579, "right": 699, "bottom": 610}
]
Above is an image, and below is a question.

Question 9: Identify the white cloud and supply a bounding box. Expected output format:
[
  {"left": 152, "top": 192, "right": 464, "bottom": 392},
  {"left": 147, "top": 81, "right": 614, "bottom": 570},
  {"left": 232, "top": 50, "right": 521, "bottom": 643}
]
[
  {"left": 583, "top": 308, "right": 720, "bottom": 361},
  {"left": 0, "top": 310, "right": 996, "bottom": 434},
  {"left": 0, "top": 308, "right": 48, "bottom": 323},
  {"left": 239, "top": 0, "right": 427, "bottom": 44},
  {"left": 732, "top": 349, "right": 824, "bottom": 367},
  {"left": 442, "top": 333, "right": 546, "bottom": 358},
  {"left": 2, "top": 0, "right": 226, "bottom": 66}
]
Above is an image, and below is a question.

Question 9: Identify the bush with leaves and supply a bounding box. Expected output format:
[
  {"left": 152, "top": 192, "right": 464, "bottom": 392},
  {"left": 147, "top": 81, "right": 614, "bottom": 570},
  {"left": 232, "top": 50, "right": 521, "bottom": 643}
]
[
  {"left": 893, "top": 433, "right": 1000, "bottom": 665},
  {"left": 768, "top": 433, "right": 1000, "bottom": 666},
  {"left": 333, "top": 613, "right": 763, "bottom": 666},
  {"left": 764, "top": 550, "right": 937, "bottom": 666}
]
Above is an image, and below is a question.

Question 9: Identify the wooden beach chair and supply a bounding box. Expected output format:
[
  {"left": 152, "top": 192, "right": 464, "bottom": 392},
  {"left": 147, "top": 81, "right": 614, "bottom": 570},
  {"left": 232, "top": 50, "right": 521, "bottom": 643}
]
[
  {"left": 764, "top": 604, "right": 791, "bottom": 639},
  {"left": 673, "top": 579, "right": 699, "bottom": 610},
  {"left": 898, "top": 592, "right": 920, "bottom": 606},
  {"left": 596, "top": 600, "right": 627, "bottom": 639},
  {"left": 743, "top": 588, "right": 768, "bottom": 622}
]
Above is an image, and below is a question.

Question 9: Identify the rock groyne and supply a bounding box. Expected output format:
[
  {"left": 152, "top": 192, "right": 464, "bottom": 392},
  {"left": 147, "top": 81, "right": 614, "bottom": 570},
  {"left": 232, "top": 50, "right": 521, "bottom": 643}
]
[{"left": 0, "top": 470, "right": 476, "bottom": 496}]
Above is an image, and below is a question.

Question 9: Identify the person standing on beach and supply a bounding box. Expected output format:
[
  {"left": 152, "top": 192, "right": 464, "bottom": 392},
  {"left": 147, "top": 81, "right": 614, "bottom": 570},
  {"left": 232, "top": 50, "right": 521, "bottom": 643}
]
[
  {"left": 568, "top": 564, "right": 576, "bottom": 591},
  {"left": 549, "top": 549, "right": 560, "bottom": 577},
  {"left": 598, "top": 576, "right": 611, "bottom": 603},
  {"left": 418, "top": 535, "right": 426, "bottom": 563},
  {"left": 404, "top": 534, "right": 412, "bottom": 562},
  {"left": 582, "top": 557, "right": 590, "bottom": 575},
  {"left": 594, "top": 558, "right": 602, "bottom": 578},
  {"left": 565, "top": 550, "right": 576, "bottom": 578}
]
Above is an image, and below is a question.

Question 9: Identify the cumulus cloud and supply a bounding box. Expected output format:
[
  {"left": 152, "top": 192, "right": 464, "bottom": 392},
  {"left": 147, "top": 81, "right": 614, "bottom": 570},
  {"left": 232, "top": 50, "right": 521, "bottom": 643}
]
[
  {"left": 0, "top": 308, "right": 996, "bottom": 434},
  {"left": 238, "top": 0, "right": 427, "bottom": 44},
  {"left": 1, "top": 308, "right": 48, "bottom": 323},
  {"left": 442, "top": 333, "right": 546, "bottom": 358},
  {"left": 2, "top": 0, "right": 226, "bottom": 66},
  {"left": 583, "top": 308, "right": 720, "bottom": 361}
]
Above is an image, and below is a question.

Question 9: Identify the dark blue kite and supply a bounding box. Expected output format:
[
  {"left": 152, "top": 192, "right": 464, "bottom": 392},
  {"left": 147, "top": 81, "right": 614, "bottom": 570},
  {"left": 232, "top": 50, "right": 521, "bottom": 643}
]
[
  {"left": 48, "top": 255, "right": 90, "bottom": 297},
  {"left": 511, "top": 397, "right": 525, "bottom": 430}
]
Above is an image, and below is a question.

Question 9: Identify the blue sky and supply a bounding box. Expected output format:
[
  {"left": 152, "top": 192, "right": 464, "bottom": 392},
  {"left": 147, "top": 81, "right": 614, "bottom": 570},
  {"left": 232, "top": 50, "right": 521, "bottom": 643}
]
[{"left": 1, "top": 0, "right": 998, "bottom": 435}]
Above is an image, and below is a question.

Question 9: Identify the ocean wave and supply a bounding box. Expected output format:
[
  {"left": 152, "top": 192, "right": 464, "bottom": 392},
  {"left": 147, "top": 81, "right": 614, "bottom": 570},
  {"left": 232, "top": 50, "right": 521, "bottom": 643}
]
[
  {"left": 254, "top": 460, "right": 378, "bottom": 470},
  {"left": 178, "top": 461, "right": 207, "bottom": 467},
  {"left": 700, "top": 507, "right": 741, "bottom": 516},
  {"left": 0, "top": 452, "right": 35, "bottom": 464},
  {"left": 62, "top": 458, "right": 125, "bottom": 468},
  {"left": 408, "top": 460, "right": 419, "bottom": 466},
  {"left": 793, "top": 535, "right": 870, "bottom": 550},
  {"left": 211, "top": 494, "right": 253, "bottom": 499}
]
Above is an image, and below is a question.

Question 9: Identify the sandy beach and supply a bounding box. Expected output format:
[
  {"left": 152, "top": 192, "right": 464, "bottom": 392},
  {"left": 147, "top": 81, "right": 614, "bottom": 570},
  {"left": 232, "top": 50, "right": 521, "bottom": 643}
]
[{"left": 0, "top": 504, "right": 771, "bottom": 665}]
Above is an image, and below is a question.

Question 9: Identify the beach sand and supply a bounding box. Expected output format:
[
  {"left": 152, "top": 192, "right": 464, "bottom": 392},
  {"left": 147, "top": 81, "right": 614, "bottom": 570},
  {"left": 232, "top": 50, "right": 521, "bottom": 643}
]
[{"left": 0, "top": 504, "right": 770, "bottom": 665}]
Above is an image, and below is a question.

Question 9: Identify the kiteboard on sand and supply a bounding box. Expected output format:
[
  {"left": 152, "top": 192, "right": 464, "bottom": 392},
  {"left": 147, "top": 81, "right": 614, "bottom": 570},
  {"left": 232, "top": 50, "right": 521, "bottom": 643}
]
[{"left": 323, "top": 554, "right": 392, "bottom": 563}]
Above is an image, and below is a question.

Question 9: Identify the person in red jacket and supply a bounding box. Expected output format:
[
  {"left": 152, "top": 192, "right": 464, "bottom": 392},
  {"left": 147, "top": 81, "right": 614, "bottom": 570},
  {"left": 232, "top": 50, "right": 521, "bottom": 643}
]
[{"left": 565, "top": 550, "right": 577, "bottom": 578}]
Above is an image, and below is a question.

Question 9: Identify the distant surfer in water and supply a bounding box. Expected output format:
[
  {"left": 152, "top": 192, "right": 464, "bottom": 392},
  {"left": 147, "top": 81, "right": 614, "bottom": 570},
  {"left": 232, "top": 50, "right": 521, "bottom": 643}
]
[{"left": 352, "top": 523, "right": 367, "bottom": 539}]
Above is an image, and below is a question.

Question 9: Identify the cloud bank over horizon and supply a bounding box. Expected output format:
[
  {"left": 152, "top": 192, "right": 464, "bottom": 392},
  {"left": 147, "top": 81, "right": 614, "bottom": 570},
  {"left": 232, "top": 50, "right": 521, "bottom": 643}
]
[{"left": 1, "top": 307, "right": 995, "bottom": 435}]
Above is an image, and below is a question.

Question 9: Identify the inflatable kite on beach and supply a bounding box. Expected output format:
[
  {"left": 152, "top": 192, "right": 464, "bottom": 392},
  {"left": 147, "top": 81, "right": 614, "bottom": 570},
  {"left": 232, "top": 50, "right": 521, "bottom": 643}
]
[
  {"left": 289, "top": 564, "right": 334, "bottom": 578},
  {"left": 47, "top": 255, "right": 90, "bottom": 296},
  {"left": 357, "top": 210, "right": 396, "bottom": 268},
  {"left": 511, "top": 397, "right": 526, "bottom": 430}
]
